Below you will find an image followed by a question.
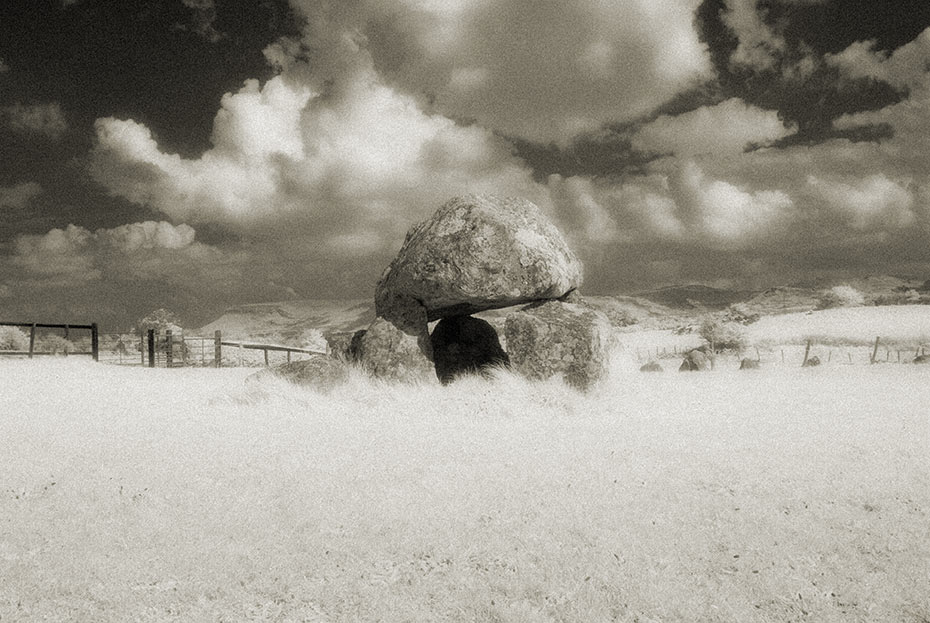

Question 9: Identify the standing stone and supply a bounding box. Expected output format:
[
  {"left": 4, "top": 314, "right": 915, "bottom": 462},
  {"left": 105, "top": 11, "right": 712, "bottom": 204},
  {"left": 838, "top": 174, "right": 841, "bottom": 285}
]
[
  {"left": 504, "top": 300, "right": 611, "bottom": 391},
  {"left": 247, "top": 354, "right": 351, "bottom": 393},
  {"left": 356, "top": 310, "right": 434, "bottom": 384},
  {"left": 431, "top": 315, "right": 510, "bottom": 384},
  {"left": 376, "top": 195, "right": 583, "bottom": 323},
  {"left": 679, "top": 349, "right": 710, "bottom": 371},
  {"left": 325, "top": 329, "right": 367, "bottom": 362}
]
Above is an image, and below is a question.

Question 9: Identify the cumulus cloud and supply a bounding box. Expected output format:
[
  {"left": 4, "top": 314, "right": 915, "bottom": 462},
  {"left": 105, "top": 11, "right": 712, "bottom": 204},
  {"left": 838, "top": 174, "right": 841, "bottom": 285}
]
[
  {"left": 12, "top": 224, "right": 99, "bottom": 284},
  {"left": 0, "top": 182, "right": 42, "bottom": 211},
  {"left": 721, "top": 0, "right": 785, "bottom": 71},
  {"left": 669, "top": 160, "right": 794, "bottom": 248},
  {"left": 285, "top": 0, "right": 712, "bottom": 144},
  {"left": 1, "top": 102, "right": 68, "bottom": 139},
  {"left": 90, "top": 67, "right": 544, "bottom": 246},
  {"left": 11, "top": 221, "right": 203, "bottom": 281},
  {"left": 631, "top": 98, "right": 796, "bottom": 156},
  {"left": 827, "top": 28, "right": 930, "bottom": 91},
  {"left": 807, "top": 174, "right": 916, "bottom": 231}
]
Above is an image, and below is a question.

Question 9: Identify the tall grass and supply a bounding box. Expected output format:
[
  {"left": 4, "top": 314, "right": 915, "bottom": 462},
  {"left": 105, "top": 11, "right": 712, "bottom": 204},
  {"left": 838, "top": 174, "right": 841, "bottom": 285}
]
[{"left": 1, "top": 358, "right": 928, "bottom": 622}]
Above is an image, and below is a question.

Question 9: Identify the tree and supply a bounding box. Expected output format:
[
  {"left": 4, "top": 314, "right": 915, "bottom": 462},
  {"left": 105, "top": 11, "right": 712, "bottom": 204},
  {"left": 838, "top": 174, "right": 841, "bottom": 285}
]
[
  {"left": 816, "top": 285, "right": 865, "bottom": 309},
  {"left": 136, "top": 308, "right": 184, "bottom": 334},
  {"left": 0, "top": 326, "right": 29, "bottom": 351},
  {"left": 36, "top": 334, "right": 75, "bottom": 354},
  {"left": 700, "top": 316, "right": 747, "bottom": 353}
]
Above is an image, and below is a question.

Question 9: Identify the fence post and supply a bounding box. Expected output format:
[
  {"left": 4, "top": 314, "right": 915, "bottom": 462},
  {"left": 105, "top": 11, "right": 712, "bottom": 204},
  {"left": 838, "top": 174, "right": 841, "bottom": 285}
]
[
  {"left": 287, "top": 350, "right": 291, "bottom": 363},
  {"left": 870, "top": 336, "right": 880, "bottom": 364},
  {"left": 165, "top": 330, "right": 173, "bottom": 367},
  {"left": 263, "top": 348, "right": 269, "bottom": 366},
  {"left": 64, "top": 324, "right": 70, "bottom": 357},
  {"left": 802, "top": 340, "right": 811, "bottom": 367},
  {"left": 147, "top": 329, "right": 155, "bottom": 367},
  {"left": 214, "top": 331, "right": 222, "bottom": 368},
  {"left": 28, "top": 323, "right": 36, "bottom": 359},
  {"left": 90, "top": 323, "right": 99, "bottom": 362}
]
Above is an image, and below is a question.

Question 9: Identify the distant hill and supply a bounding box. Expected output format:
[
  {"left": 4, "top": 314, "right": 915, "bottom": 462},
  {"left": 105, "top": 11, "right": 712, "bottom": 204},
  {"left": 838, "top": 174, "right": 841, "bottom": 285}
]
[
  {"left": 635, "top": 284, "right": 754, "bottom": 310},
  {"left": 195, "top": 299, "right": 375, "bottom": 348},
  {"left": 193, "top": 276, "right": 929, "bottom": 347}
]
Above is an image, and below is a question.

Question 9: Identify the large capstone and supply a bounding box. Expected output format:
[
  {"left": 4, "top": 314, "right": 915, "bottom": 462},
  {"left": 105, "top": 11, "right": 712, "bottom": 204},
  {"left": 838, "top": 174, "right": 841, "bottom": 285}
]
[
  {"left": 504, "top": 300, "right": 611, "bottom": 391},
  {"left": 430, "top": 315, "right": 510, "bottom": 384},
  {"left": 376, "top": 194, "right": 583, "bottom": 323}
]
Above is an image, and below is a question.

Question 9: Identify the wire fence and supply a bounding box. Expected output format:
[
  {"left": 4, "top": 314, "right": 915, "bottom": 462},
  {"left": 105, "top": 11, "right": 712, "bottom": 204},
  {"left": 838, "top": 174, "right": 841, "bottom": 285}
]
[
  {"left": 631, "top": 338, "right": 930, "bottom": 370},
  {"left": 1, "top": 323, "right": 325, "bottom": 368}
]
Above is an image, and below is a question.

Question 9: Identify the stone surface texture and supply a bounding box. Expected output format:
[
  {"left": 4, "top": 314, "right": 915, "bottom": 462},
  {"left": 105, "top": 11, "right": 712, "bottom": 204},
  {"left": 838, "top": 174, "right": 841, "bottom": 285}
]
[
  {"left": 356, "top": 315, "right": 434, "bottom": 383},
  {"left": 504, "top": 300, "right": 611, "bottom": 390},
  {"left": 430, "top": 315, "right": 510, "bottom": 384},
  {"left": 325, "top": 329, "right": 366, "bottom": 362},
  {"left": 679, "top": 349, "right": 711, "bottom": 371},
  {"left": 376, "top": 195, "right": 583, "bottom": 323},
  {"left": 247, "top": 355, "right": 350, "bottom": 393}
]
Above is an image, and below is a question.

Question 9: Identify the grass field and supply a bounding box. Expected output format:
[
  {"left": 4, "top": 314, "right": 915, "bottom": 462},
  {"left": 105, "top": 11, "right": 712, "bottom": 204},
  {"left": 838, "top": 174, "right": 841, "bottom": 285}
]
[{"left": 1, "top": 357, "right": 928, "bottom": 622}]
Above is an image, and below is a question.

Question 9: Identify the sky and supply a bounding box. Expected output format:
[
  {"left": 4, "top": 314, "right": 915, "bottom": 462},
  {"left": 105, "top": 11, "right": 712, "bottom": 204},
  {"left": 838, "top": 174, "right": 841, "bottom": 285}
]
[{"left": 2, "top": 0, "right": 930, "bottom": 330}]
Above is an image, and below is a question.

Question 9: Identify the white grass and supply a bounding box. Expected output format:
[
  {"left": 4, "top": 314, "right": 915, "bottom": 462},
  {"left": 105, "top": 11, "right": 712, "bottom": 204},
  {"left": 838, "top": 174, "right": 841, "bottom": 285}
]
[
  {"left": 747, "top": 306, "right": 930, "bottom": 346},
  {"left": 1, "top": 358, "right": 929, "bottom": 622}
]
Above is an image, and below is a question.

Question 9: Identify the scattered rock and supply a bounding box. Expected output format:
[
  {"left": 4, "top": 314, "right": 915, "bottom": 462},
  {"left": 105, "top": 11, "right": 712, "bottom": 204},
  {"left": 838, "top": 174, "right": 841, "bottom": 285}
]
[
  {"left": 430, "top": 315, "right": 510, "bottom": 384},
  {"left": 376, "top": 194, "right": 583, "bottom": 323},
  {"left": 356, "top": 315, "right": 435, "bottom": 383},
  {"left": 739, "top": 358, "right": 761, "bottom": 370},
  {"left": 802, "top": 355, "right": 821, "bottom": 367},
  {"left": 679, "top": 349, "right": 711, "bottom": 372},
  {"left": 640, "top": 361, "right": 663, "bottom": 372},
  {"left": 504, "top": 300, "right": 611, "bottom": 390},
  {"left": 247, "top": 354, "right": 350, "bottom": 393}
]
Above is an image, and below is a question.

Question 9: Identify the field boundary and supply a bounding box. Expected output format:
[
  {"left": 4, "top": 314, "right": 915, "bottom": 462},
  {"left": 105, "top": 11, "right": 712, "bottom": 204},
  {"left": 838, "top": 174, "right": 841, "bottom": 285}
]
[{"left": 0, "top": 321, "right": 99, "bottom": 361}]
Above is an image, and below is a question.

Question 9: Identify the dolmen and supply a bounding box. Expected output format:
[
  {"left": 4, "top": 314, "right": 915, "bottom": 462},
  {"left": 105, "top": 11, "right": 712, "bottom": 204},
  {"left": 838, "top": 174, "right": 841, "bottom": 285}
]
[{"left": 356, "top": 194, "right": 612, "bottom": 389}]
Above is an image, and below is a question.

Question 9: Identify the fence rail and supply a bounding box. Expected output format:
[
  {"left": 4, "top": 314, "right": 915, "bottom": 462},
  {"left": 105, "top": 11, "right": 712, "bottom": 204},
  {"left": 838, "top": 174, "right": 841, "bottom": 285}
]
[
  {"left": 0, "top": 321, "right": 98, "bottom": 361},
  {"left": 137, "top": 329, "right": 325, "bottom": 368}
]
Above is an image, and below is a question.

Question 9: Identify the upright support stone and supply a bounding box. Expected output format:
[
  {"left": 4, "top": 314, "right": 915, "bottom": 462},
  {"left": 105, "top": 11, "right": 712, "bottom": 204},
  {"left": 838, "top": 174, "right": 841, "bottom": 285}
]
[
  {"left": 357, "top": 298, "right": 434, "bottom": 383},
  {"left": 505, "top": 300, "right": 611, "bottom": 391}
]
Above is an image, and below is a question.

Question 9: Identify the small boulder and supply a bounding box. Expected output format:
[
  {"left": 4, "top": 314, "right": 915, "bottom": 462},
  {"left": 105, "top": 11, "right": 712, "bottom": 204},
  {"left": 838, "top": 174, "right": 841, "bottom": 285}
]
[
  {"left": 377, "top": 195, "right": 583, "bottom": 323},
  {"left": 640, "top": 361, "right": 663, "bottom": 372},
  {"left": 802, "top": 355, "right": 821, "bottom": 367},
  {"left": 430, "top": 315, "right": 510, "bottom": 384},
  {"left": 914, "top": 354, "right": 930, "bottom": 364},
  {"left": 679, "top": 349, "right": 710, "bottom": 372},
  {"left": 504, "top": 300, "right": 611, "bottom": 390},
  {"left": 248, "top": 354, "right": 350, "bottom": 393},
  {"left": 739, "top": 358, "right": 761, "bottom": 370},
  {"left": 356, "top": 314, "right": 435, "bottom": 383}
]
